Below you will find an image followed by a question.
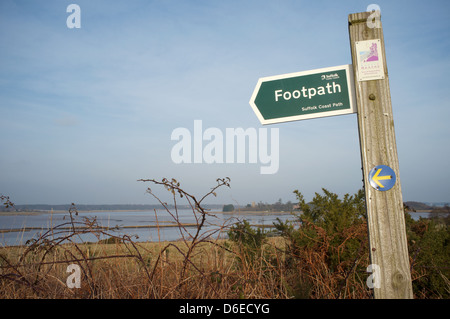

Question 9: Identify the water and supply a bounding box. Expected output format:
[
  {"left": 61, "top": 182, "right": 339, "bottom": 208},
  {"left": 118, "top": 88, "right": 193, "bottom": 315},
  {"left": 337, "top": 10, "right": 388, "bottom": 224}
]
[
  {"left": 0, "top": 209, "right": 432, "bottom": 247},
  {"left": 409, "top": 212, "right": 432, "bottom": 219},
  {"left": 0, "top": 209, "right": 296, "bottom": 247}
]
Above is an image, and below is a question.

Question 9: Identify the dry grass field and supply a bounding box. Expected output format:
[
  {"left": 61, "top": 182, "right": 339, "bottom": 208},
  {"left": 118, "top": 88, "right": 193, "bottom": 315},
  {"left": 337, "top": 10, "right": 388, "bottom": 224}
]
[
  {"left": 0, "top": 233, "right": 372, "bottom": 299},
  {"left": 1, "top": 179, "right": 448, "bottom": 299}
]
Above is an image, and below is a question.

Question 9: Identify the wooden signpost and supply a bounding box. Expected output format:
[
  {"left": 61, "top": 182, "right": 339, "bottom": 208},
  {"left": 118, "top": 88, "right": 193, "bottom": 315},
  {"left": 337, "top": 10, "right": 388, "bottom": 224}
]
[
  {"left": 348, "top": 11, "right": 413, "bottom": 299},
  {"left": 250, "top": 10, "right": 413, "bottom": 298}
]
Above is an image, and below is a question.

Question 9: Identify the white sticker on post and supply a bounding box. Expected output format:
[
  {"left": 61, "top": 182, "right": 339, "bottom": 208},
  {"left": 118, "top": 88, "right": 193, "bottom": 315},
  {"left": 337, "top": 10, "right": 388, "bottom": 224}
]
[{"left": 355, "top": 39, "right": 385, "bottom": 81}]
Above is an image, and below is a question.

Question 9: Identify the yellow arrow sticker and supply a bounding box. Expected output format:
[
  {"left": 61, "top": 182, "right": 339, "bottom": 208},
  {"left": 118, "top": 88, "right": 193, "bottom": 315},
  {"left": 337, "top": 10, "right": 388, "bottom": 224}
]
[
  {"left": 369, "top": 165, "right": 396, "bottom": 191},
  {"left": 372, "top": 168, "right": 392, "bottom": 188}
]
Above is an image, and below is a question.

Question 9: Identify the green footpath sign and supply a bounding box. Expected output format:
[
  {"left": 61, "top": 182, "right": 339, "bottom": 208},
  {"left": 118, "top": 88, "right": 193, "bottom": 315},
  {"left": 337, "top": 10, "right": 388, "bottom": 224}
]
[{"left": 249, "top": 64, "right": 356, "bottom": 125}]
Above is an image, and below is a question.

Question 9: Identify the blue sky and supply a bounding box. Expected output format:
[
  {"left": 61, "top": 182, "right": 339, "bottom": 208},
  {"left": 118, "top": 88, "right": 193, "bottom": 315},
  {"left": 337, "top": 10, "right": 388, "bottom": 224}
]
[{"left": 1, "top": 0, "right": 449, "bottom": 206}]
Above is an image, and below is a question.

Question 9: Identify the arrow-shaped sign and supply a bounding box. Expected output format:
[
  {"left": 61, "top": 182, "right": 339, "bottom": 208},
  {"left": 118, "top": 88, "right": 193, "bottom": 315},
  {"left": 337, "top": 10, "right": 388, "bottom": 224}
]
[
  {"left": 368, "top": 165, "right": 396, "bottom": 191},
  {"left": 249, "top": 65, "right": 357, "bottom": 125}
]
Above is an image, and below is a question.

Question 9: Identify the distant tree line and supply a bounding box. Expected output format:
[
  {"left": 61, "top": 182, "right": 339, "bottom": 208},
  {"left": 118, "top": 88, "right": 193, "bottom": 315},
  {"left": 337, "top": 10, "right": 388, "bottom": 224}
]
[
  {"left": 243, "top": 198, "right": 295, "bottom": 212},
  {"left": 222, "top": 198, "right": 295, "bottom": 213},
  {"left": 222, "top": 204, "right": 235, "bottom": 212},
  {"left": 0, "top": 203, "right": 163, "bottom": 212},
  {"left": 405, "top": 201, "right": 450, "bottom": 212}
]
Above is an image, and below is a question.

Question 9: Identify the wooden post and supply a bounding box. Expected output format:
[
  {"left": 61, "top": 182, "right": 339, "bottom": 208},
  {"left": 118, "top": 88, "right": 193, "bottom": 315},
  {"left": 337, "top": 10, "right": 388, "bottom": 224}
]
[{"left": 348, "top": 11, "right": 413, "bottom": 298}]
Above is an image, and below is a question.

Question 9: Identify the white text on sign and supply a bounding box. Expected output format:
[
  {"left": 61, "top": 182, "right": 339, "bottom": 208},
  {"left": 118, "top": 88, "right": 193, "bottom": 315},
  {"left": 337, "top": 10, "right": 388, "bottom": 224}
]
[{"left": 274, "top": 81, "right": 342, "bottom": 102}]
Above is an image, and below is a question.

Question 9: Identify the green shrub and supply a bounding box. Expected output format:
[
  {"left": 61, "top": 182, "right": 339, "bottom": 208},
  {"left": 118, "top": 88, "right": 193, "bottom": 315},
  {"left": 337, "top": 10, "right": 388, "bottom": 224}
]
[
  {"left": 222, "top": 204, "right": 235, "bottom": 212},
  {"left": 227, "top": 219, "right": 267, "bottom": 266},
  {"left": 273, "top": 188, "right": 369, "bottom": 298},
  {"left": 407, "top": 216, "right": 450, "bottom": 298}
]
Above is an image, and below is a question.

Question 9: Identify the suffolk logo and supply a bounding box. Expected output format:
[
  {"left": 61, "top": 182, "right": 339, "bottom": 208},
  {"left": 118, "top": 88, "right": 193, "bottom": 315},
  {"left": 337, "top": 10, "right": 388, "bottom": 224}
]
[{"left": 321, "top": 73, "right": 340, "bottom": 80}]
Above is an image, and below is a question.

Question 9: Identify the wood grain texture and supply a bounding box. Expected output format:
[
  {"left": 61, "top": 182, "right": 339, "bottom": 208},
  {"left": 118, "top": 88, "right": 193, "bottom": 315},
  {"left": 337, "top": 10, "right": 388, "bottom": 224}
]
[{"left": 348, "top": 11, "right": 413, "bottom": 299}]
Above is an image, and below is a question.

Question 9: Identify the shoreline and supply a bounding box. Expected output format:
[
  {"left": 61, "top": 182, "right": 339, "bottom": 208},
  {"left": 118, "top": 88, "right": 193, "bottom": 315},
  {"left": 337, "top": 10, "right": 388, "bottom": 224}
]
[
  {"left": 0, "top": 222, "right": 199, "bottom": 234},
  {"left": 221, "top": 210, "right": 296, "bottom": 215},
  {"left": 0, "top": 209, "right": 296, "bottom": 216},
  {"left": 0, "top": 209, "right": 187, "bottom": 216},
  {"left": 408, "top": 210, "right": 433, "bottom": 213}
]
